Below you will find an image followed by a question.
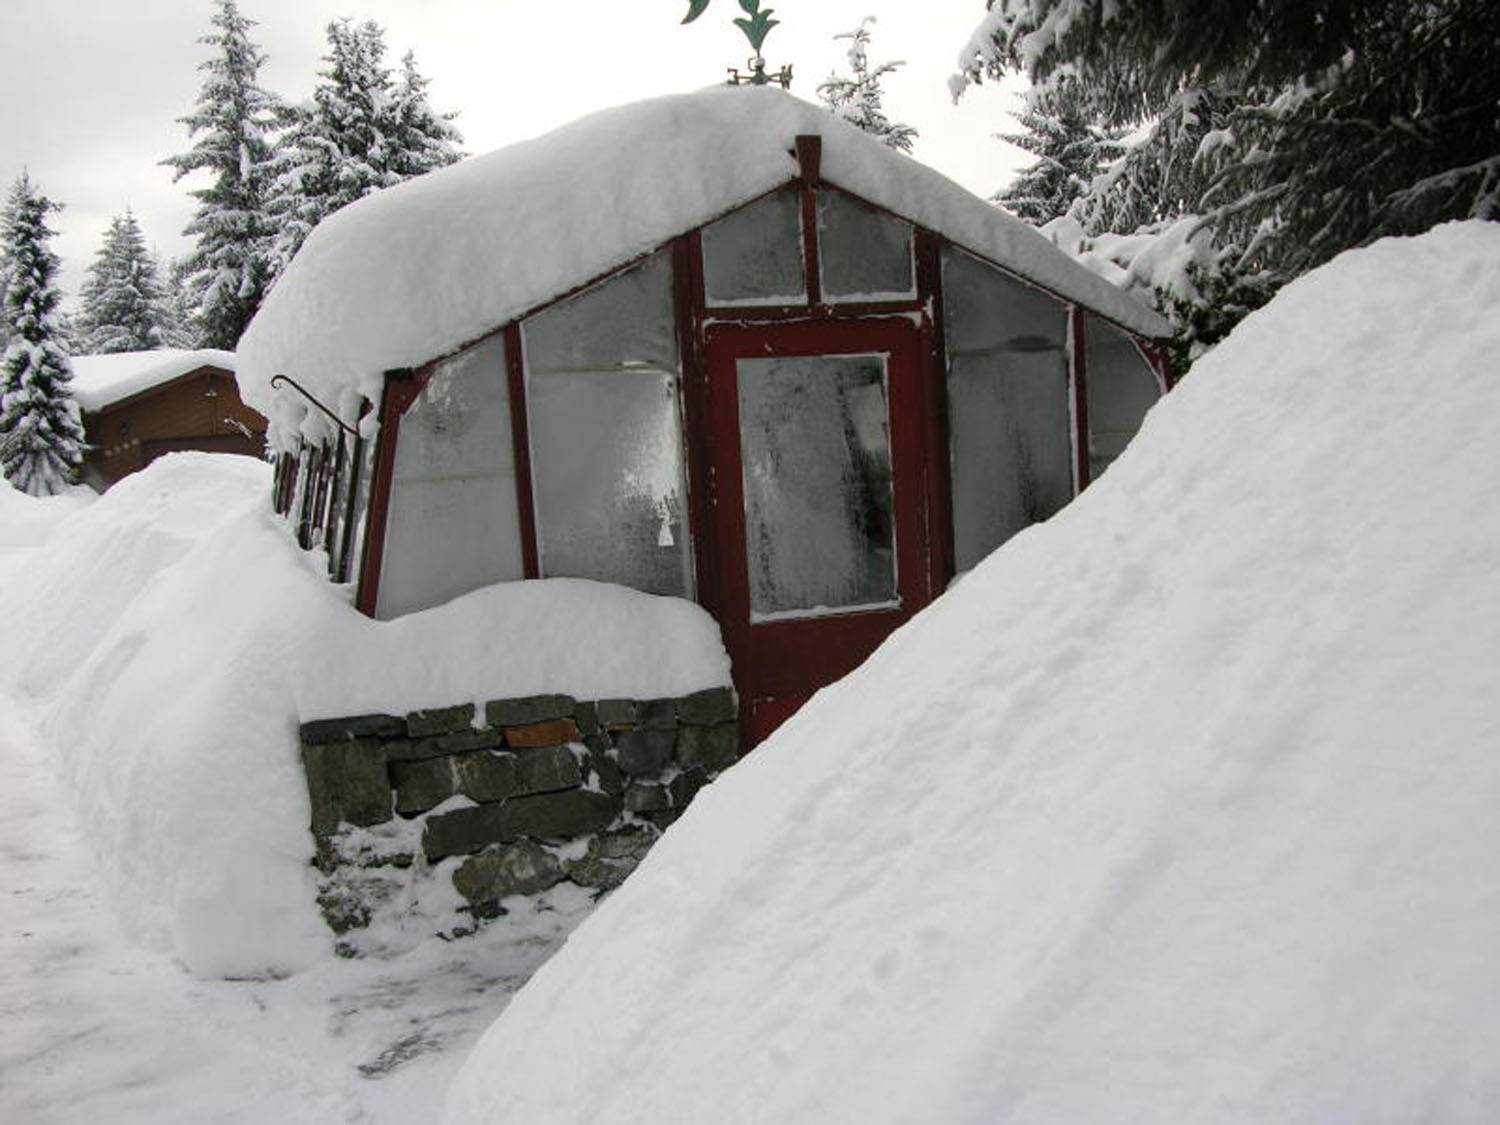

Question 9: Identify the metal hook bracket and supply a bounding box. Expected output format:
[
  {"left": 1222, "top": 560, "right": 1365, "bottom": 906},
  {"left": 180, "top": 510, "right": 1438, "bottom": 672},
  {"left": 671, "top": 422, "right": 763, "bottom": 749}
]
[{"left": 271, "top": 374, "right": 360, "bottom": 439}]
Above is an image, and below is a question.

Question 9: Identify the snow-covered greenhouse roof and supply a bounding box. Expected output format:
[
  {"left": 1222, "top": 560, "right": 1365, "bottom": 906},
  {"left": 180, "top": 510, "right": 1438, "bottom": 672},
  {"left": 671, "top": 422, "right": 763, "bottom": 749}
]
[
  {"left": 70, "top": 349, "right": 237, "bottom": 413},
  {"left": 237, "top": 86, "right": 1168, "bottom": 433}
]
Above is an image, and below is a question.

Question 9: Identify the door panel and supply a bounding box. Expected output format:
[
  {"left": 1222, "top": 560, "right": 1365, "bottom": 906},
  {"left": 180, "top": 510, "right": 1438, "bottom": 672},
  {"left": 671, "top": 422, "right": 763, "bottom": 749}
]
[{"left": 706, "top": 318, "right": 932, "bottom": 744}]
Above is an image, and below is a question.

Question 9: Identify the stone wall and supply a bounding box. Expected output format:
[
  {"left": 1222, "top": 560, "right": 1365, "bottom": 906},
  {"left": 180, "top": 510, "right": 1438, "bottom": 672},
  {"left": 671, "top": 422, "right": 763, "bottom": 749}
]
[{"left": 299, "top": 687, "right": 738, "bottom": 947}]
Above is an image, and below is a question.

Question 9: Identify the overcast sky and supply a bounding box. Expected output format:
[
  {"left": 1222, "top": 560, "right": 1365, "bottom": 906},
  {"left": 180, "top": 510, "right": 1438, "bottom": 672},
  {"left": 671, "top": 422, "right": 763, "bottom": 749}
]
[{"left": 0, "top": 0, "right": 1027, "bottom": 306}]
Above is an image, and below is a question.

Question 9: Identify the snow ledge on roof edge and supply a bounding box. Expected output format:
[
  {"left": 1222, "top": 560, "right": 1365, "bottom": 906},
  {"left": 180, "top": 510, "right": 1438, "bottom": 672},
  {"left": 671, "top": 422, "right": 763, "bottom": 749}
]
[{"left": 236, "top": 86, "right": 1169, "bottom": 447}]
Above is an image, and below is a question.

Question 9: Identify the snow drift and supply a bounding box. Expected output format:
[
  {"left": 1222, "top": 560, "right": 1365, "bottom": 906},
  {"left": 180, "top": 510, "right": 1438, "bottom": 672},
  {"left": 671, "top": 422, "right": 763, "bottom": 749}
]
[
  {"left": 445, "top": 223, "right": 1500, "bottom": 1124},
  {"left": 0, "top": 454, "right": 729, "bottom": 978}
]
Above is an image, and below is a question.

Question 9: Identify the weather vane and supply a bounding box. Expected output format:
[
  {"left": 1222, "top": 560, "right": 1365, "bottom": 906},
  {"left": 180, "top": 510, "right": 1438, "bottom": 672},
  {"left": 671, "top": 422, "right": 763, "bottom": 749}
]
[{"left": 683, "top": 0, "right": 793, "bottom": 89}]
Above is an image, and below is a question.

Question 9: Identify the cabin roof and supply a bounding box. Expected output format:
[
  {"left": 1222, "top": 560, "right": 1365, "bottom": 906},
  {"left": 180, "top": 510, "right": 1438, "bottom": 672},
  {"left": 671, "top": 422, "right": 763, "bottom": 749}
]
[
  {"left": 69, "top": 349, "right": 237, "bottom": 413},
  {"left": 237, "top": 86, "right": 1169, "bottom": 446}
]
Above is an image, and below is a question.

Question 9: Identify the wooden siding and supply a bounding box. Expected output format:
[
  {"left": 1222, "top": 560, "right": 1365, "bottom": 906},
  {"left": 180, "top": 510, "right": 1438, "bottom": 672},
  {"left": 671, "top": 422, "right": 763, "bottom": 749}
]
[{"left": 81, "top": 366, "right": 267, "bottom": 489}]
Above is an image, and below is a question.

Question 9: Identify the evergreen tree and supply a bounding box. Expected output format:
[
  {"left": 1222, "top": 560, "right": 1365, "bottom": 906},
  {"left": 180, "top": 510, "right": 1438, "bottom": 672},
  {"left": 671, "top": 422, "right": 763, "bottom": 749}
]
[
  {"left": 75, "top": 211, "right": 185, "bottom": 354},
  {"left": 388, "top": 51, "right": 464, "bottom": 179},
  {"left": 959, "top": 0, "right": 1500, "bottom": 282},
  {"left": 817, "top": 18, "right": 917, "bottom": 153},
  {"left": 996, "top": 82, "right": 1125, "bottom": 223},
  {"left": 161, "top": 258, "right": 204, "bottom": 349},
  {"left": 162, "top": 0, "right": 280, "bottom": 350},
  {"left": 267, "top": 20, "right": 462, "bottom": 277},
  {"left": 0, "top": 174, "right": 85, "bottom": 496}
]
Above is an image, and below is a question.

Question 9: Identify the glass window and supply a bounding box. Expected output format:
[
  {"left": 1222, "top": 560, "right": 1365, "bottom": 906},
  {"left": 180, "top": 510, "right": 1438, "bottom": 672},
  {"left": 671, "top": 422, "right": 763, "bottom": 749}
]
[
  {"left": 737, "top": 353, "right": 896, "bottom": 620},
  {"left": 818, "top": 189, "right": 914, "bottom": 302},
  {"left": 1085, "top": 315, "right": 1162, "bottom": 479},
  {"left": 701, "top": 189, "right": 805, "bottom": 306},
  {"left": 523, "top": 251, "right": 692, "bottom": 598},
  {"left": 941, "top": 247, "right": 1074, "bottom": 572},
  {"left": 377, "top": 334, "right": 524, "bottom": 619}
]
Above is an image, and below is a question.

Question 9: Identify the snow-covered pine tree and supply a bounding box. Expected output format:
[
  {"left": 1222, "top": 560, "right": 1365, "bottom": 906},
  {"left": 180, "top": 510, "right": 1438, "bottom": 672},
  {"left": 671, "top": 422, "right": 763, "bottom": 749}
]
[
  {"left": 75, "top": 211, "right": 186, "bottom": 354},
  {"left": 162, "top": 0, "right": 280, "bottom": 350},
  {"left": 995, "top": 82, "right": 1124, "bottom": 224},
  {"left": 161, "top": 258, "right": 203, "bottom": 349},
  {"left": 817, "top": 18, "right": 917, "bottom": 153},
  {"left": 388, "top": 51, "right": 464, "bottom": 179},
  {"left": 958, "top": 0, "right": 1500, "bottom": 281},
  {"left": 0, "top": 174, "right": 86, "bottom": 496},
  {"left": 267, "top": 21, "right": 462, "bottom": 277}
]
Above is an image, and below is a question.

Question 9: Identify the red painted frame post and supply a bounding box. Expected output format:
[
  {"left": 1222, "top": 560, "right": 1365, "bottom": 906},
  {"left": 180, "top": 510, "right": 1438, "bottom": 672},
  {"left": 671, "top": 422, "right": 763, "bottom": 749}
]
[
  {"left": 1069, "top": 304, "right": 1092, "bottom": 495},
  {"left": 354, "top": 368, "right": 426, "bottom": 617},
  {"left": 503, "top": 322, "right": 541, "bottom": 579}
]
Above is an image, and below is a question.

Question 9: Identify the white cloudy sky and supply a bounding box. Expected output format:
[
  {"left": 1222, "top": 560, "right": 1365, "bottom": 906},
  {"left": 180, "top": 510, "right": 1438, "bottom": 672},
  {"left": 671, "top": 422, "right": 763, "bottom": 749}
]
[{"left": 0, "top": 0, "right": 1027, "bottom": 305}]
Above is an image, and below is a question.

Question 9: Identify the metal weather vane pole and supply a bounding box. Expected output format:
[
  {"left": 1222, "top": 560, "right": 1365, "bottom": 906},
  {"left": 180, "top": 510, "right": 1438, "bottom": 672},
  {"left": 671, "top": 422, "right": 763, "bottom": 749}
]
[{"left": 682, "top": 0, "right": 793, "bottom": 89}]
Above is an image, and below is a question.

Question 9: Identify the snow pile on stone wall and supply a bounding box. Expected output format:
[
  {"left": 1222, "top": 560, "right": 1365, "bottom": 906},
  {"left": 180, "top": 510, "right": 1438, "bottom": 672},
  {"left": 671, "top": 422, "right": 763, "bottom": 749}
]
[
  {"left": 0, "top": 454, "right": 728, "bottom": 978},
  {"left": 445, "top": 223, "right": 1500, "bottom": 1124}
]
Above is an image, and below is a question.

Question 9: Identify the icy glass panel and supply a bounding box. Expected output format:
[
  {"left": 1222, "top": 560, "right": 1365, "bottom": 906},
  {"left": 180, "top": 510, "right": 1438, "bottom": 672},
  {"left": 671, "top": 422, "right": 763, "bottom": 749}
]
[
  {"left": 737, "top": 354, "right": 896, "bottom": 619},
  {"left": 701, "top": 189, "right": 805, "bottom": 306},
  {"left": 818, "top": 189, "right": 914, "bottom": 301},
  {"left": 377, "top": 334, "right": 524, "bottom": 619},
  {"left": 524, "top": 251, "right": 692, "bottom": 598},
  {"left": 942, "top": 246, "right": 1073, "bottom": 572},
  {"left": 1085, "top": 315, "right": 1162, "bottom": 479}
]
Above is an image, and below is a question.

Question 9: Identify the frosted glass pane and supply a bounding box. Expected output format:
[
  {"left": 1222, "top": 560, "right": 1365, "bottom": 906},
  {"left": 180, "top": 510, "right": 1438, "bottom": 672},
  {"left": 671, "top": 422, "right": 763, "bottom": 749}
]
[
  {"left": 1086, "top": 316, "right": 1161, "bottom": 478},
  {"left": 737, "top": 354, "right": 895, "bottom": 619},
  {"left": 702, "top": 190, "right": 805, "bottom": 305},
  {"left": 942, "top": 246, "right": 1073, "bottom": 572},
  {"left": 524, "top": 252, "right": 692, "bottom": 598},
  {"left": 818, "top": 189, "right": 914, "bottom": 301},
  {"left": 523, "top": 252, "right": 676, "bottom": 373},
  {"left": 378, "top": 334, "right": 524, "bottom": 619}
]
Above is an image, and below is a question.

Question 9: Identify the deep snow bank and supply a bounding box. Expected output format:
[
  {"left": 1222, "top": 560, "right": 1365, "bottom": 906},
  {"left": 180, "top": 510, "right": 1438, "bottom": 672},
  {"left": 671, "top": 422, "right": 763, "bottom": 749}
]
[
  {"left": 0, "top": 453, "right": 729, "bottom": 978},
  {"left": 445, "top": 223, "right": 1500, "bottom": 1124}
]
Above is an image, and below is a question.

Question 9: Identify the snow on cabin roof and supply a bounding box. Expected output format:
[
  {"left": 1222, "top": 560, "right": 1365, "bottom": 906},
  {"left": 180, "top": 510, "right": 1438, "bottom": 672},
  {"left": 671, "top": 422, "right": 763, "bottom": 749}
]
[
  {"left": 237, "top": 86, "right": 1169, "bottom": 446},
  {"left": 69, "top": 349, "right": 237, "bottom": 413}
]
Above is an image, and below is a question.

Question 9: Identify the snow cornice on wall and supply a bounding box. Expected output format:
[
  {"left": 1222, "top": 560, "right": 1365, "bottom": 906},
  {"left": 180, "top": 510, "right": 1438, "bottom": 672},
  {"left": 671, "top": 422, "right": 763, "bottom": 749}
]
[{"left": 238, "top": 86, "right": 1169, "bottom": 450}]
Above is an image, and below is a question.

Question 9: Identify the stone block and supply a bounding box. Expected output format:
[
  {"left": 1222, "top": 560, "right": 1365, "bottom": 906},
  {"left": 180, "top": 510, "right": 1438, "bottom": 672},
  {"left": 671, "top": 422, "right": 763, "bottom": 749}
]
[
  {"left": 452, "top": 841, "right": 565, "bottom": 903},
  {"left": 586, "top": 749, "right": 626, "bottom": 796},
  {"left": 668, "top": 768, "right": 708, "bottom": 808},
  {"left": 300, "top": 713, "right": 405, "bottom": 745},
  {"left": 452, "top": 751, "right": 519, "bottom": 803},
  {"left": 485, "top": 694, "right": 575, "bottom": 728},
  {"left": 302, "top": 738, "right": 393, "bottom": 835},
  {"left": 638, "top": 697, "right": 678, "bottom": 731},
  {"left": 511, "top": 744, "right": 582, "bottom": 796},
  {"left": 382, "top": 726, "right": 507, "bottom": 763},
  {"left": 390, "top": 755, "right": 455, "bottom": 815},
  {"left": 595, "top": 698, "right": 638, "bottom": 728},
  {"left": 563, "top": 826, "right": 656, "bottom": 891},
  {"left": 678, "top": 686, "right": 738, "bottom": 726},
  {"left": 405, "top": 703, "right": 474, "bottom": 738},
  {"left": 623, "top": 782, "right": 672, "bottom": 814},
  {"left": 643, "top": 808, "right": 680, "bottom": 831},
  {"left": 506, "top": 718, "right": 580, "bottom": 748},
  {"left": 423, "top": 803, "right": 508, "bottom": 861},
  {"left": 573, "top": 700, "right": 600, "bottom": 738},
  {"left": 498, "top": 790, "right": 620, "bottom": 840},
  {"left": 614, "top": 728, "right": 676, "bottom": 776},
  {"left": 676, "top": 722, "right": 739, "bottom": 772}
]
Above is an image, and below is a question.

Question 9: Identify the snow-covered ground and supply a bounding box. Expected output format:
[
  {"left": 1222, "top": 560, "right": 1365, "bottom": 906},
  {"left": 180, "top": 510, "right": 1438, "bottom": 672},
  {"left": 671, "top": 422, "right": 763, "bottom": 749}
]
[
  {"left": 445, "top": 223, "right": 1500, "bottom": 1124},
  {"left": 1, "top": 454, "right": 727, "bottom": 1121},
  {"left": 0, "top": 694, "right": 589, "bottom": 1124}
]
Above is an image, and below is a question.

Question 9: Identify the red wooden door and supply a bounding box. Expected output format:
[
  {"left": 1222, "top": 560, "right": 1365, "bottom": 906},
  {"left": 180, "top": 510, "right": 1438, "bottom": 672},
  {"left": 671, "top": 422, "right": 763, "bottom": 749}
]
[{"left": 705, "top": 318, "right": 935, "bottom": 744}]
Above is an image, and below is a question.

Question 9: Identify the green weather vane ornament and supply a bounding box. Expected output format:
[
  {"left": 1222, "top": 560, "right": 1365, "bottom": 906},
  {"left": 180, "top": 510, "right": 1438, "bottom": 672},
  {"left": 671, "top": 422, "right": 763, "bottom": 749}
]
[{"left": 683, "top": 0, "right": 792, "bottom": 89}]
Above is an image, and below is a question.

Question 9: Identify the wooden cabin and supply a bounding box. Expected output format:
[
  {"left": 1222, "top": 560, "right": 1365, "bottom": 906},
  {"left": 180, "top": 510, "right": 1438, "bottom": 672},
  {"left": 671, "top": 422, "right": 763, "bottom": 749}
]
[
  {"left": 71, "top": 349, "right": 267, "bottom": 490},
  {"left": 239, "top": 88, "right": 1171, "bottom": 745}
]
